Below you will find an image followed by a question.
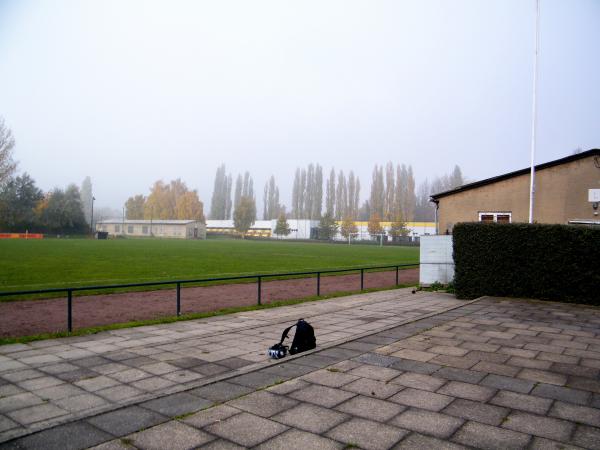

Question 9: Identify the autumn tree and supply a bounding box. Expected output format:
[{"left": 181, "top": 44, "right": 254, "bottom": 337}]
[
  {"left": 0, "top": 117, "right": 17, "bottom": 187},
  {"left": 367, "top": 212, "right": 383, "bottom": 238},
  {"left": 369, "top": 165, "right": 384, "bottom": 219},
  {"left": 318, "top": 213, "right": 338, "bottom": 240},
  {"left": 263, "top": 175, "right": 280, "bottom": 220},
  {"left": 125, "top": 195, "right": 146, "bottom": 219},
  {"left": 40, "top": 185, "right": 87, "bottom": 234},
  {"left": 389, "top": 212, "right": 409, "bottom": 239},
  {"left": 340, "top": 216, "right": 358, "bottom": 239},
  {"left": 274, "top": 213, "right": 291, "bottom": 237},
  {"left": 175, "top": 191, "right": 205, "bottom": 221},
  {"left": 233, "top": 195, "right": 256, "bottom": 236},
  {"left": 325, "top": 168, "right": 336, "bottom": 216}
]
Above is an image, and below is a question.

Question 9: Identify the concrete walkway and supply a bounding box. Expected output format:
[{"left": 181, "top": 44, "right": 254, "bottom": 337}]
[{"left": 2, "top": 290, "right": 600, "bottom": 449}]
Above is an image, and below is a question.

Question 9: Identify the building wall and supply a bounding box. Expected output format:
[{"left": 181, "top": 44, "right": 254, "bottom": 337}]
[
  {"left": 437, "top": 155, "right": 600, "bottom": 233},
  {"left": 97, "top": 222, "right": 206, "bottom": 239}
]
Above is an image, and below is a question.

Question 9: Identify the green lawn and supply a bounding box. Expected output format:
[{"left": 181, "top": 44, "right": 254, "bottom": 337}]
[{"left": 0, "top": 238, "right": 418, "bottom": 292}]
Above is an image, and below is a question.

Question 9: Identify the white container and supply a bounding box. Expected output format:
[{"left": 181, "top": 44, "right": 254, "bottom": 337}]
[{"left": 419, "top": 235, "right": 454, "bottom": 286}]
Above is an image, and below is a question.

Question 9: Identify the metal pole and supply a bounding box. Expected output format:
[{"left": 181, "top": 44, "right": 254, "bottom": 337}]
[
  {"left": 529, "top": 0, "right": 540, "bottom": 223},
  {"left": 176, "top": 283, "right": 181, "bottom": 316},
  {"left": 257, "top": 276, "right": 262, "bottom": 305},
  {"left": 317, "top": 272, "right": 321, "bottom": 296},
  {"left": 396, "top": 266, "right": 399, "bottom": 286},
  {"left": 360, "top": 269, "right": 364, "bottom": 290},
  {"left": 67, "top": 289, "right": 73, "bottom": 332}
]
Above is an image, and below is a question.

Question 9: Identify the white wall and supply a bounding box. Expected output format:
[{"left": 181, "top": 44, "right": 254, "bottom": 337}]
[{"left": 419, "top": 235, "right": 454, "bottom": 285}]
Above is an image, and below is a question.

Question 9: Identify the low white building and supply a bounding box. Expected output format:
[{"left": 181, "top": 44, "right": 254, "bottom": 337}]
[
  {"left": 205, "top": 219, "right": 319, "bottom": 239},
  {"left": 333, "top": 221, "right": 436, "bottom": 242},
  {"left": 96, "top": 219, "right": 206, "bottom": 239}
]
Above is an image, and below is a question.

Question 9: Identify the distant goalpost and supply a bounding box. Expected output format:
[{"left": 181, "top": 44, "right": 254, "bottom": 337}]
[{"left": 348, "top": 232, "right": 385, "bottom": 247}]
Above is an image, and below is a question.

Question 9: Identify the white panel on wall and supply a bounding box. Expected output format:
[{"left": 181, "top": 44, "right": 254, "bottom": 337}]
[{"left": 419, "top": 235, "right": 454, "bottom": 285}]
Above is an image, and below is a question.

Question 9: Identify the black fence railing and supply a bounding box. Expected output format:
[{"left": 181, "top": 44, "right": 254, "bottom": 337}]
[{"left": 0, "top": 263, "right": 419, "bottom": 332}]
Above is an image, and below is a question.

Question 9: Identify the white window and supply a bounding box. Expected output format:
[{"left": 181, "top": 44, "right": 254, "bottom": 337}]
[
  {"left": 478, "top": 212, "right": 512, "bottom": 223},
  {"left": 142, "top": 226, "right": 149, "bottom": 234},
  {"left": 128, "top": 225, "right": 134, "bottom": 234},
  {"left": 114, "top": 225, "right": 120, "bottom": 233}
]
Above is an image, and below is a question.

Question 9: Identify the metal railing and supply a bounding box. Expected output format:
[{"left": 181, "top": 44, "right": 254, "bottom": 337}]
[{"left": 0, "top": 263, "right": 419, "bottom": 332}]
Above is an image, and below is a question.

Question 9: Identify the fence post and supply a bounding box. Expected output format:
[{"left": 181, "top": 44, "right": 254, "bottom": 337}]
[
  {"left": 360, "top": 269, "right": 364, "bottom": 290},
  {"left": 176, "top": 283, "right": 181, "bottom": 316},
  {"left": 257, "top": 276, "right": 262, "bottom": 305},
  {"left": 317, "top": 272, "right": 320, "bottom": 297},
  {"left": 396, "top": 266, "right": 399, "bottom": 286},
  {"left": 67, "top": 289, "right": 73, "bottom": 333}
]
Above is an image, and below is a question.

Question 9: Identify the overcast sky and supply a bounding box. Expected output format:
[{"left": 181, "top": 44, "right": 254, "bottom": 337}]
[{"left": 0, "top": 0, "right": 598, "bottom": 213}]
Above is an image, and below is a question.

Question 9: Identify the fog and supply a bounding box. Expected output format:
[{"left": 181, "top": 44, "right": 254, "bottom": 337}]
[{"left": 0, "top": 0, "right": 598, "bottom": 213}]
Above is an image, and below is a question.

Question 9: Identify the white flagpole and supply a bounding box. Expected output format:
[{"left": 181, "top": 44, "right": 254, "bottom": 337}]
[{"left": 529, "top": 0, "right": 540, "bottom": 223}]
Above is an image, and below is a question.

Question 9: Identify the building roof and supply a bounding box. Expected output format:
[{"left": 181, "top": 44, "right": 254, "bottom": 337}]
[
  {"left": 430, "top": 148, "right": 600, "bottom": 201},
  {"left": 97, "top": 219, "right": 203, "bottom": 225}
]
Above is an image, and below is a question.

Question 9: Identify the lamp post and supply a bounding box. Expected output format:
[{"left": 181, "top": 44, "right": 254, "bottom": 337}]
[{"left": 90, "top": 196, "right": 96, "bottom": 236}]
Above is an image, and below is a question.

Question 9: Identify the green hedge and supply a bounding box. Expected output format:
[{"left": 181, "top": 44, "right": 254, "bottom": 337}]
[{"left": 453, "top": 222, "right": 600, "bottom": 304}]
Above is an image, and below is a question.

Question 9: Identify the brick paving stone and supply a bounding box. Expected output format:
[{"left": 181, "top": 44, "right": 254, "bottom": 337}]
[
  {"left": 389, "top": 387, "right": 453, "bottom": 411},
  {"left": 393, "top": 432, "right": 470, "bottom": 449},
  {"left": 318, "top": 348, "right": 362, "bottom": 360},
  {"left": 131, "top": 376, "right": 176, "bottom": 392},
  {"left": 16, "top": 376, "right": 64, "bottom": 391},
  {"left": 353, "top": 353, "right": 399, "bottom": 368},
  {"left": 169, "top": 357, "right": 207, "bottom": 369},
  {"left": 87, "top": 405, "right": 167, "bottom": 437},
  {"left": 182, "top": 404, "right": 240, "bottom": 429},
  {"left": 390, "top": 359, "right": 442, "bottom": 374},
  {"left": 430, "top": 354, "right": 478, "bottom": 369},
  {"left": 550, "top": 362, "right": 600, "bottom": 378},
  {"left": 549, "top": 401, "right": 600, "bottom": 427},
  {"left": 228, "top": 370, "right": 288, "bottom": 389},
  {"left": 442, "top": 398, "right": 509, "bottom": 426},
  {"left": 72, "top": 356, "right": 112, "bottom": 368},
  {"left": 459, "top": 342, "right": 501, "bottom": 353},
  {"left": 266, "top": 379, "right": 310, "bottom": 395},
  {"left": 271, "top": 402, "right": 347, "bottom": 434},
  {"left": 217, "top": 357, "right": 254, "bottom": 370},
  {"left": 256, "top": 428, "right": 342, "bottom": 450},
  {"left": 205, "top": 412, "right": 288, "bottom": 447},
  {"left": 341, "top": 377, "right": 403, "bottom": 399},
  {"left": 53, "top": 393, "right": 109, "bottom": 413},
  {"left": 529, "top": 437, "right": 586, "bottom": 450},
  {"left": 498, "top": 347, "right": 539, "bottom": 359},
  {"left": 335, "top": 394, "right": 405, "bottom": 422},
  {"left": 199, "top": 440, "right": 245, "bottom": 450},
  {"left": 502, "top": 411, "right": 574, "bottom": 442},
  {"left": 568, "top": 376, "right": 600, "bottom": 393},
  {"left": 95, "top": 385, "right": 143, "bottom": 403},
  {"left": 480, "top": 374, "right": 535, "bottom": 394},
  {"left": 391, "top": 408, "right": 464, "bottom": 439},
  {"left": 140, "top": 392, "right": 213, "bottom": 417},
  {"left": 490, "top": 390, "right": 553, "bottom": 415},
  {"left": 466, "top": 351, "right": 510, "bottom": 364},
  {"left": 433, "top": 367, "right": 486, "bottom": 384},
  {"left": 326, "top": 417, "right": 408, "bottom": 450},
  {"left": 507, "top": 356, "right": 553, "bottom": 370},
  {"left": 437, "top": 380, "right": 496, "bottom": 402},
  {"left": 301, "top": 369, "right": 358, "bottom": 388},
  {"left": 538, "top": 352, "right": 579, "bottom": 364},
  {"left": 289, "top": 383, "right": 356, "bottom": 408},
  {"left": 190, "top": 363, "right": 230, "bottom": 376},
  {"left": 573, "top": 424, "right": 600, "bottom": 450},
  {"left": 93, "top": 363, "right": 130, "bottom": 375},
  {"left": 137, "top": 362, "right": 180, "bottom": 376},
  {"left": 32, "top": 383, "right": 86, "bottom": 401},
  {"left": 87, "top": 438, "right": 139, "bottom": 449},
  {"left": 228, "top": 391, "right": 298, "bottom": 418},
  {"left": 427, "top": 346, "right": 469, "bottom": 357},
  {"left": 531, "top": 383, "right": 591, "bottom": 405},
  {"left": 471, "top": 361, "right": 520, "bottom": 377},
  {"left": 7, "top": 421, "right": 113, "bottom": 450},
  {"left": 261, "top": 362, "right": 315, "bottom": 379},
  {"left": 74, "top": 376, "right": 121, "bottom": 392},
  {"left": 294, "top": 354, "right": 340, "bottom": 368},
  {"left": 390, "top": 372, "right": 446, "bottom": 392},
  {"left": 189, "top": 381, "right": 254, "bottom": 403},
  {"left": 128, "top": 420, "right": 214, "bottom": 450},
  {"left": 39, "top": 362, "right": 80, "bottom": 375},
  {"left": 0, "top": 393, "right": 44, "bottom": 413},
  {"left": 1, "top": 369, "right": 44, "bottom": 383},
  {"left": 390, "top": 349, "right": 436, "bottom": 362},
  {"left": 452, "top": 420, "right": 531, "bottom": 449},
  {"left": 7, "top": 403, "right": 68, "bottom": 425},
  {"left": 347, "top": 365, "right": 401, "bottom": 381},
  {"left": 0, "top": 416, "right": 18, "bottom": 433}
]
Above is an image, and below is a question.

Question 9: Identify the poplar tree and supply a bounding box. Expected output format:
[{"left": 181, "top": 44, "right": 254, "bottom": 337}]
[
  {"left": 369, "top": 165, "right": 384, "bottom": 218},
  {"left": 384, "top": 162, "right": 395, "bottom": 220},
  {"left": 325, "top": 168, "right": 336, "bottom": 217},
  {"left": 80, "top": 176, "right": 93, "bottom": 226},
  {"left": 234, "top": 174, "right": 242, "bottom": 211}
]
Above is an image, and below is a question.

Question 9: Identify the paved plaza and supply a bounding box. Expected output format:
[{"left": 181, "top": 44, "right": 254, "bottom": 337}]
[{"left": 1, "top": 288, "right": 599, "bottom": 449}]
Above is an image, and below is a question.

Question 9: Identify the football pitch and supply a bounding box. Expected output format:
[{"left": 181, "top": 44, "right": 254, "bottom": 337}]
[{"left": 0, "top": 238, "right": 419, "bottom": 292}]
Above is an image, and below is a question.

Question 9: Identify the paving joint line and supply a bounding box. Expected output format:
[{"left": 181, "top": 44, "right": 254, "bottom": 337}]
[{"left": 0, "top": 294, "right": 483, "bottom": 444}]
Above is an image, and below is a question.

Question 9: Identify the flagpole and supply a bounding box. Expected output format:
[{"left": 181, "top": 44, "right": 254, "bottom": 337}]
[{"left": 529, "top": 0, "right": 540, "bottom": 223}]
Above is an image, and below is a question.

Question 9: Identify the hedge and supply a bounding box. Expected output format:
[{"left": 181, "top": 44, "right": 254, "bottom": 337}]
[{"left": 453, "top": 222, "right": 600, "bottom": 304}]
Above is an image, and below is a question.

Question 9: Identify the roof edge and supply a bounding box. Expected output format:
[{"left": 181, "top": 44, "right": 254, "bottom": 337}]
[{"left": 430, "top": 148, "right": 600, "bottom": 200}]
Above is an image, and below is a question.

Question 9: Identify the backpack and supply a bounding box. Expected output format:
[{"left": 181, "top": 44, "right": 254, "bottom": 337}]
[{"left": 267, "top": 319, "right": 316, "bottom": 359}]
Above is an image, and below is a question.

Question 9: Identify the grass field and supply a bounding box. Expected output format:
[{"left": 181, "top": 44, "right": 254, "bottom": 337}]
[{"left": 0, "top": 238, "right": 419, "bottom": 292}]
